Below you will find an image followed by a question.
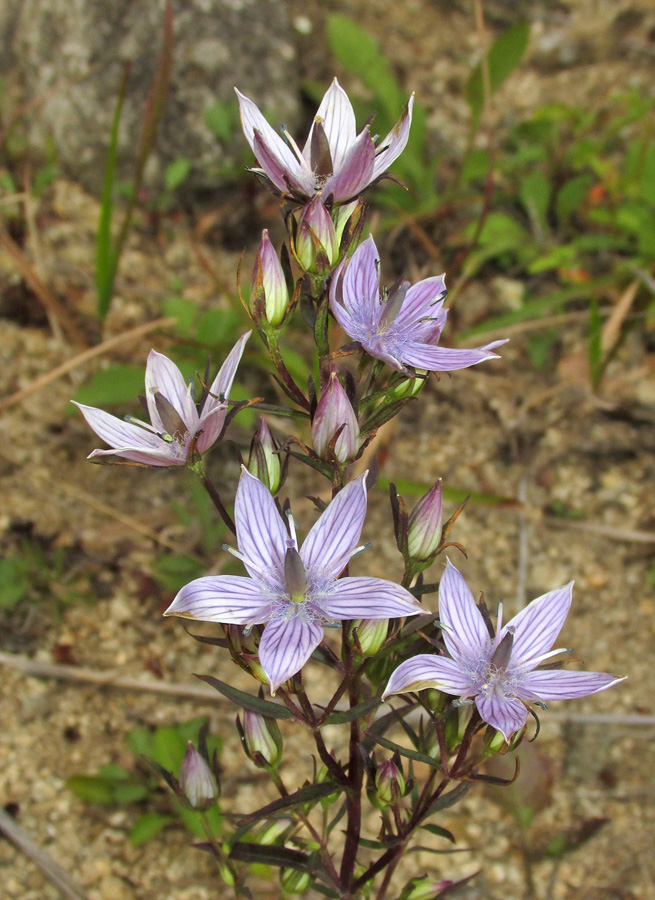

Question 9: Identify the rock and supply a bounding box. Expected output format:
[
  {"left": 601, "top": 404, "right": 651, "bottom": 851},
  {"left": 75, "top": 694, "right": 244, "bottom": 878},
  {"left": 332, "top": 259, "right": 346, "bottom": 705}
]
[{"left": 0, "top": 0, "right": 299, "bottom": 196}]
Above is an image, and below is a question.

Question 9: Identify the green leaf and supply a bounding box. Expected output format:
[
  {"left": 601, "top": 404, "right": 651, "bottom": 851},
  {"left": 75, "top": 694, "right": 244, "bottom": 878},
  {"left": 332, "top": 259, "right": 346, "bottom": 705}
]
[
  {"left": 195, "top": 308, "right": 241, "bottom": 347},
  {"left": 204, "top": 100, "right": 238, "bottom": 143},
  {"left": 162, "top": 296, "right": 199, "bottom": 339},
  {"left": 615, "top": 202, "right": 655, "bottom": 256},
  {"left": 527, "top": 244, "right": 579, "bottom": 275},
  {"left": 420, "top": 782, "right": 471, "bottom": 822},
  {"left": 0, "top": 557, "right": 30, "bottom": 608},
  {"left": 588, "top": 297, "right": 602, "bottom": 388},
  {"left": 556, "top": 174, "right": 594, "bottom": 222},
  {"left": 178, "top": 802, "right": 222, "bottom": 839},
  {"left": 151, "top": 727, "right": 187, "bottom": 772},
  {"left": 419, "top": 823, "right": 456, "bottom": 843},
  {"left": 230, "top": 841, "right": 312, "bottom": 873},
  {"left": 323, "top": 695, "right": 382, "bottom": 725},
  {"left": 366, "top": 732, "right": 440, "bottom": 769},
  {"left": 519, "top": 170, "right": 551, "bottom": 236},
  {"left": 126, "top": 728, "right": 155, "bottom": 759},
  {"left": 238, "top": 782, "right": 342, "bottom": 824},
  {"left": 377, "top": 477, "right": 518, "bottom": 508},
  {"left": 164, "top": 157, "right": 191, "bottom": 192},
  {"left": 152, "top": 554, "right": 206, "bottom": 592},
  {"left": 66, "top": 772, "right": 147, "bottom": 806},
  {"left": 96, "top": 65, "right": 129, "bottom": 319},
  {"left": 71, "top": 365, "right": 144, "bottom": 408},
  {"left": 461, "top": 149, "right": 490, "bottom": 183},
  {"left": 466, "top": 22, "right": 531, "bottom": 123},
  {"left": 129, "top": 812, "right": 175, "bottom": 846},
  {"left": 197, "top": 675, "right": 295, "bottom": 719}
]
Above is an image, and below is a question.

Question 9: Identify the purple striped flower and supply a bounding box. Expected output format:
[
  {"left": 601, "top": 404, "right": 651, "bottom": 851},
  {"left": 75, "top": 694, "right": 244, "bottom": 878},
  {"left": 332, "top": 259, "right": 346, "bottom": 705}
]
[
  {"left": 165, "top": 469, "right": 425, "bottom": 693},
  {"left": 236, "top": 78, "right": 414, "bottom": 204},
  {"left": 73, "top": 333, "right": 250, "bottom": 466},
  {"left": 383, "top": 560, "right": 624, "bottom": 741},
  {"left": 330, "top": 236, "right": 508, "bottom": 374}
]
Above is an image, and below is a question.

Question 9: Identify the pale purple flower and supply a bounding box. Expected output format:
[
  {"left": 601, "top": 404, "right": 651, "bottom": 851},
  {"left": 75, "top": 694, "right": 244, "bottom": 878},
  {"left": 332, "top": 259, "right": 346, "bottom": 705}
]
[
  {"left": 330, "top": 236, "right": 508, "bottom": 374},
  {"left": 165, "top": 469, "right": 424, "bottom": 693},
  {"left": 383, "top": 560, "right": 624, "bottom": 741},
  {"left": 73, "top": 333, "right": 250, "bottom": 466},
  {"left": 236, "top": 78, "right": 414, "bottom": 203}
]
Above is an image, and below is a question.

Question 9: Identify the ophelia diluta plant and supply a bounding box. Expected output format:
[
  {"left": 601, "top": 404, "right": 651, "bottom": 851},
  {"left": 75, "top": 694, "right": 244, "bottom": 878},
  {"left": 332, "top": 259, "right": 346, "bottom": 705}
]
[{"left": 74, "top": 75, "right": 625, "bottom": 899}]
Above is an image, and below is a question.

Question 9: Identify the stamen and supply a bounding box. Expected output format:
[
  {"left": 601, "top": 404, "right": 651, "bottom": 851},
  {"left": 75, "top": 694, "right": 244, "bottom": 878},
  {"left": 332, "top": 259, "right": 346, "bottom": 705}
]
[
  {"left": 452, "top": 697, "right": 474, "bottom": 707},
  {"left": 285, "top": 509, "right": 298, "bottom": 547},
  {"left": 222, "top": 544, "right": 245, "bottom": 561},
  {"left": 349, "top": 543, "right": 370, "bottom": 560},
  {"left": 242, "top": 625, "right": 253, "bottom": 638},
  {"left": 495, "top": 600, "right": 504, "bottom": 638}
]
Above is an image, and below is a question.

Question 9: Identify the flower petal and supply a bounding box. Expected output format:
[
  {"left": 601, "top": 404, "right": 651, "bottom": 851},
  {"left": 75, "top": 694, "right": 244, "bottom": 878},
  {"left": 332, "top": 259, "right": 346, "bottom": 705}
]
[
  {"left": 197, "top": 331, "right": 251, "bottom": 453},
  {"left": 515, "top": 669, "right": 626, "bottom": 702},
  {"left": 382, "top": 654, "right": 474, "bottom": 699},
  {"left": 323, "top": 128, "right": 376, "bottom": 203},
  {"left": 164, "top": 576, "right": 272, "bottom": 624},
  {"left": 438, "top": 560, "right": 490, "bottom": 662},
  {"left": 371, "top": 93, "right": 415, "bottom": 180},
  {"left": 236, "top": 88, "right": 304, "bottom": 189},
  {"left": 235, "top": 468, "right": 288, "bottom": 584},
  {"left": 145, "top": 351, "right": 198, "bottom": 435},
  {"left": 505, "top": 583, "right": 574, "bottom": 669},
  {"left": 394, "top": 276, "right": 447, "bottom": 332},
  {"left": 305, "top": 77, "right": 357, "bottom": 169},
  {"left": 318, "top": 577, "right": 424, "bottom": 621},
  {"left": 259, "top": 615, "right": 324, "bottom": 694},
  {"left": 399, "top": 340, "right": 507, "bottom": 372},
  {"left": 253, "top": 130, "right": 312, "bottom": 196},
  {"left": 340, "top": 236, "right": 381, "bottom": 322},
  {"left": 73, "top": 403, "right": 177, "bottom": 468},
  {"left": 195, "top": 404, "right": 228, "bottom": 455},
  {"left": 300, "top": 474, "right": 367, "bottom": 580},
  {"left": 475, "top": 691, "right": 528, "bottom": 742}
]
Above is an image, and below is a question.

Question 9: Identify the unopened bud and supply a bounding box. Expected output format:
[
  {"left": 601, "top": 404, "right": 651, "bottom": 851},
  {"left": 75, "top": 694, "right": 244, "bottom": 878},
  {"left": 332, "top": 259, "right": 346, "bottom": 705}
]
[
  {"left": 255, "top": 817, "right": 294, "bottom": 846},
  {"left": 401, "top": 877, "right": 456, "bottom": 900},
  {"left": 281, "top": 868, "right": 312, "bottom": 895},
  {"left": 352, "top": 618, "right": 388, "bottom": 656},
  {"left": 179, "top": 741, "right": 219, "bottom": 811},
  {"left": 248, "top": 418, "right": 282, "bottom": 494},
  {"left": 251, "top": 229, "right": 290, "bottom": 327},
  {"left": 311, "top": 372, "right": 361, "bottom": 463},
  {"left": 391, "top": 370, "right": 427, "bottom": 400},
  {"left": 407, "top": 480, "right": 443, "bottom": 561},
  {"left": 238, "top": 710, "right": 283, "bottom": 768},
  {"left": 375, "top": 757, "right": 406, "bottom": 805},
  {"left": 294, "top": 196, "right": 338, "bottom": 274}
]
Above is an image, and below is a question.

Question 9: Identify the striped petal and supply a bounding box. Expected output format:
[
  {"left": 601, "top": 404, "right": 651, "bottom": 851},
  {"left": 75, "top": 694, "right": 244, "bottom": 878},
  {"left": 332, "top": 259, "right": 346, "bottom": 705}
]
[
  {"left": 399, "top": 340, "right": 507, "bottom": 372},
  {"left": 305, "top": 78, "right": 357, "bottom": 169},
  {"left": 203, "top": 331, "right": 251, "bottom": 415},
  {"left": 235, "top": 468, "right": 288, "bottom": 585},
  {"left": 438, "top": 561, "right": 490, "bottom": 662},
  {"left": 86, "top": 446, "right": 182, "bottom": 466},
  {"left": 145, "top": 350, "right": 198, "bottom": 435},
  {"left": 300, "top": 475, "right": 367, "bottom": 580},
  {"left": 475, "top": 691, "right": 528, "bottom": 742},
  {"left": 253, "top": 129, "right": 312, "bottom": 196},
  {"left": 259, "top": 615, "right": 324, "bottom": 694},
  {"left": 371, "top": 93, "right": 415, "bottom": 180},
  {"left": 382, "top": 654, "right": 475, "bottom": 699},
  {"left": 394, "top": 276, "right": 447, "bottom": 331},
  {"left": 318, "top": 577, "right": 424, "bottom": 621},
  {"left": 505, "top": 583, "right": 574, "bottom": 670},
  {"left": 236, "top": 88, "right": 304, "bottom": 190},
  {"left": 340, "top": 236, "right": 381, "bottom": 322},
  {"left": 164, "top": 576, "right": 272, "bottom": 624},
  {"left": 515, "top": 669, "right": 625, "bottom": 702},
  {"left": 73, "top": 403, "right": 180, "bottom": 466}
]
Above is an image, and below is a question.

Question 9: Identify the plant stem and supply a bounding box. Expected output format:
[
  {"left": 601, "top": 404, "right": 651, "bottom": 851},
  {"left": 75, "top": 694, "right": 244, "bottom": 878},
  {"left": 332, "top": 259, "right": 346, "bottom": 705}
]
[
  {"left": 339, "top": 641, "right": 362, "bottom": 896},
  {"left": 190, "top": 461, "right": 236, "bottom": 534}
]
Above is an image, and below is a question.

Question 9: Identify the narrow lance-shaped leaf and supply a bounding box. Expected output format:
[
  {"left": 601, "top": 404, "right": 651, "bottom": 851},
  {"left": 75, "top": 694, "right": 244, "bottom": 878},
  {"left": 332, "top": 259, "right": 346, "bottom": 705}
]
[{"left": 196, "top": 675, "right": 295, "bottom": 720}]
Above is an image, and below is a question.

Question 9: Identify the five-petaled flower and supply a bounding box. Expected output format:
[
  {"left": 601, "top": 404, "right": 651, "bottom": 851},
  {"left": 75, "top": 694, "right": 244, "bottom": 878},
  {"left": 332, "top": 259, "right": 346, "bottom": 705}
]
[
  {"left": 236, "top": 78, "right": 414, "bottom": 204},
  {"left": 165, "top": 469, "right": 425, "bottom": 693},
  {"left": 73, "top": 333, "right": 250, "bottom": 467},
  {"left": 330, "top": 236, "right": 508, "bottom": 374},
  {"left": 383, "top": 560, "right": 624, "bottom": 740}
]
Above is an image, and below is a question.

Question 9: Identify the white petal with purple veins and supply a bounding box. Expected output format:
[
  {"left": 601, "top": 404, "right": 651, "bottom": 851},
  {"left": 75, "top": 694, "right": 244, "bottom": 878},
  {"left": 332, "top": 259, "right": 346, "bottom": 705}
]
[
  {"left": 399, "top": 341, "right": 506, "bottom": 372},
  {"left": 340, "top": 236, "right": 381, "bottom": 322},
  {"left": 382, "top": 655, "right": 475, "bottom": 699},
  {"left": 235, "top": 89, "right": 303, "bottom": 183},
  {"left": 87, "top": 447, "right": 182, "bottom": 466},
  {"left": 235, "top": 469, "right": 288, "bottom": 585},
  {"left": 305, "top": 78, "right": 357, "bottom": 169},
  {"left": 145, "top": 351, "right": 198, "bottom": 435},
  {"left": 252, "top": 130, "right": 312, "bottom": 196},
  {"left": 505, "top": 583, "right": 574, "bottom": 670},
  {"left": 300, "top": 475, "right": 367, "bottom": 579},
  {"left": 73, "top": 403, "right": 171, "bottom": 455},
  {"left": 515, "top": 669, "right": 625, "bottom": 701},
  {"left": 259, "top": 615, "right": 324, "bottom": 694},
  {"left": 195, "top": 403, "right": 228, "bottom": 455},
  {"left": 371, "top": 94, "right": 415, "bottom": 180},
  {"left": 164, "top": 576, "right": 273, "bottom": 623},
  {"left": 394, "top": 276, "right": 447, "bottom": 331},
  {"left": 438, "top": 561, "right": 490, "bottom": 661},
  {"left": 318, "top": 577, "right": 424, "bottom": 620},
  {"left": 203, "top": 331, "right": 251, "bottom": 416},
  {"left": 475, "top": 692, "right": 528, "bottom": 741}
]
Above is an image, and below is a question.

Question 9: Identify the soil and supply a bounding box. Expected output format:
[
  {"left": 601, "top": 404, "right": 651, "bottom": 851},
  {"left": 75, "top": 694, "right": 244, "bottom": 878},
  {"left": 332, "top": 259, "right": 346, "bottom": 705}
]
[{"left": 2, "top": 2, "right": 655, "bottom": 899}]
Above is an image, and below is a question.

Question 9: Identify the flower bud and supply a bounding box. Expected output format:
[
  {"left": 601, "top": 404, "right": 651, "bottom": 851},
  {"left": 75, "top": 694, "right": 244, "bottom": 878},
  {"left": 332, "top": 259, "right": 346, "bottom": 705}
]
[
  {"left": 225, "top": 625, "right": 268, "bottom": 683},
  {"left": 390, "top": 370, "right": 427, "bottom": 400},
  {"left": 294, "top": 196, "right": 338, "bottom": 274},
  {"left": 251, "top": 229, "right": 289, "bottom": 327},
  {"left": 255, "top": 817, "right": 294, "bottom": 846},
  {"left": 375, "top": 757, "right": 406, "bottom": 805},
  {"left": 311, "top": 372, "right": 361, "bottom": 463},
  {"left": 401, "top": 877, "right": 456, "bottom": 900},
  {"left": 332, "top": 199, "right": 360, "bottom": 246},
  {"left": 248, "top": 418, "right": 282, "bottom": 494},
  {"left": 281, "top": 868, "right": 312, "bottom": 895},
  {"left": 238, "top": 710, "right": 283, "bottom": 768},
  {"left": 352, "top": 618, "right": 388, "bottom": 656},
  {"left": 179, "top": 741, "right": 219, "bottom": 811},
  {"left": 407, "top": 480, "right": 443, "bottom": 561}
]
